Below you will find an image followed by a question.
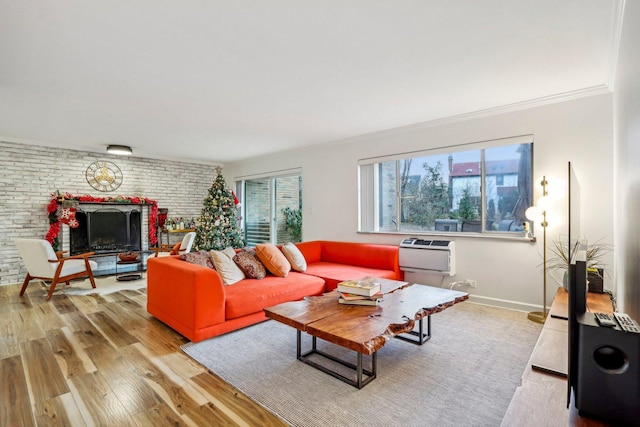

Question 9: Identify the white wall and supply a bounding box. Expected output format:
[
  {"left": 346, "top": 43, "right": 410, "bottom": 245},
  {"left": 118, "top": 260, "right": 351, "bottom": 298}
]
[
  {"left": 614, "top": 1, "right": 640, "bottom": 319},
  {"left": 227, "top": 94, "right": 614, "bottom": 311}
]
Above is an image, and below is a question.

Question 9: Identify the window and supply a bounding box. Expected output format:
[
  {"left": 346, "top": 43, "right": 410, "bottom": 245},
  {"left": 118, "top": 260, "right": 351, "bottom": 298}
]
[
  {"left": 236, "top": 171, "right": 302, "bottom": 246},
  {"left": 359, "top": 136, "right": 533, "bottom": 235}
]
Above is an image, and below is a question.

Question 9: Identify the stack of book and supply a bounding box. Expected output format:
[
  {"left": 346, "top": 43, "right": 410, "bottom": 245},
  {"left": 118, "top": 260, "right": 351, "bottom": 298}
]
[{"left": 336, "top": 279, "right": 383, "bottom": 306}]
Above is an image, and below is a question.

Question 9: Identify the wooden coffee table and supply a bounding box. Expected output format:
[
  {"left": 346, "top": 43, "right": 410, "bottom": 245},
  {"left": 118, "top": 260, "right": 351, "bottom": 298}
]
[{"left": 264, "top": 278, "right": 469, "bottom": 388}]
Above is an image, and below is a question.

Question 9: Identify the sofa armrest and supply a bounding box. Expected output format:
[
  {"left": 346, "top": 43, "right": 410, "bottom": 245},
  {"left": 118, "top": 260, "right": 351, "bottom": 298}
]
[{"left": 147, "top": 256, "right": 226, "bottom": 338}]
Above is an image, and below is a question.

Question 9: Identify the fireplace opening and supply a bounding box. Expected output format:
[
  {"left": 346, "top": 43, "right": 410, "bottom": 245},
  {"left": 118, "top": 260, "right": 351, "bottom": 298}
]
[{"left": 70, "top": 207, "right": 142, "bottom": 255}]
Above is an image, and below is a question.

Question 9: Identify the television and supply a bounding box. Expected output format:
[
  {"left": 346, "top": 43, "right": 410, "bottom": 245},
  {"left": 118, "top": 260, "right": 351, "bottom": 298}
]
[
  {"left": 566, "top": 161, "right": 588, "bottom": 406},
  {"left": 566, "top": 162, "right": 640, "bottom": 423}
]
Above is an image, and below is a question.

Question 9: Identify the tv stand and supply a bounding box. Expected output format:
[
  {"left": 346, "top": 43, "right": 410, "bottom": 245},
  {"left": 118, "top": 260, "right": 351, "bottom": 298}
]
[{"left": 501, "top": 287, "right": 614, "bottom": 426}]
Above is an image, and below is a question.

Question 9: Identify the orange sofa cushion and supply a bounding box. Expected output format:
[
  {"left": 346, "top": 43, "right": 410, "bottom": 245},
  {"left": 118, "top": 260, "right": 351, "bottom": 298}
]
[
  {"left": 304, "top": 262, "right": 399, "bottom": 291},
  {"left": 294, "top": 241, "right": 402, "bottom": 291},
  {"left": 225, "top": 272, "right": 325, "bottom": 319},
  {"left": 255, "top": 243, "right": 291, "bottom": 277}
]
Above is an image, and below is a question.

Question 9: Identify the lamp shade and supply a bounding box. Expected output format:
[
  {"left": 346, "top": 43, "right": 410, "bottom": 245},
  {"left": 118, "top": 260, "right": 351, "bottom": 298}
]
[
  {"left": 536, "top": 195, "right": 554, "bottom": 211},
  {"left": 525, "top": 206, "right": 543, "bottom": 222},
  {"left": 107, "top": 145, "right": 133, "bottom": 155}
]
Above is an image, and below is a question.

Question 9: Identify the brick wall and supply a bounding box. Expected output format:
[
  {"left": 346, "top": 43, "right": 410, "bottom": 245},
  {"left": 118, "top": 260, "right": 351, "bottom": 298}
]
[{"left": 0, "top": 141, "right": 219, "bottom": 285}]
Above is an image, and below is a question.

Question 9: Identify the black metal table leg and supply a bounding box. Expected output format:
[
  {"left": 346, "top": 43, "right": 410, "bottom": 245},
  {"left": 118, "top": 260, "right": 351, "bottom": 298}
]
[
  {"left": 395, "top": 315, "right": 432, "bottom": 345},
  {"left": 296, "top": 332, "right": 377, "bottom": 388}
]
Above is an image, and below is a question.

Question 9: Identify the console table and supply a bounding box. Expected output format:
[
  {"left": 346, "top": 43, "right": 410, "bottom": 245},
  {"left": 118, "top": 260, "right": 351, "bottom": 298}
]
[
  {"left": 158, "top": 228, "right": 196, "bottom": 250},
  {"left": 501, "top": 287, "right": 614, "bottom": 426}
]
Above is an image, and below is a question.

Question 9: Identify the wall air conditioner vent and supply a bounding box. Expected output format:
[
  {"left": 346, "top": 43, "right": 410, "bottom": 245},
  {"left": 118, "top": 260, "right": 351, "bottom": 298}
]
[{"left": 399, "top": 238, "right": 456, "bottom": 276}]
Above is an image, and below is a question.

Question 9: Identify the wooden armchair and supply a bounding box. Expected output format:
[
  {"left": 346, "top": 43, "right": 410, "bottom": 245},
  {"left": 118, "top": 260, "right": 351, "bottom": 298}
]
[
  {"left": 153, "top": 231, "right": 196, "bottom": 257},
  {"left": 14, "top": 238, "right": 98, "bottom": 300}
]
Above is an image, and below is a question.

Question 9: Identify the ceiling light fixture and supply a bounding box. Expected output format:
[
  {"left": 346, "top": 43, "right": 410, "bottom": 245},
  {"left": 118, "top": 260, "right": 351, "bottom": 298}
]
[{"left": 106, "top": 144, "right": 133, "bottom": 156}]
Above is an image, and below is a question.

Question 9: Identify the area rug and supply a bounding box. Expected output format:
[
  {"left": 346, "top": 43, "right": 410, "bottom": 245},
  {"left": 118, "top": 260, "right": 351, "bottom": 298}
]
[
  {"left": 48, "top": 275, "right": 147, "bottom": 296},
  {"left": 181, "top": 302, "right": 541, "bottom": 427}
]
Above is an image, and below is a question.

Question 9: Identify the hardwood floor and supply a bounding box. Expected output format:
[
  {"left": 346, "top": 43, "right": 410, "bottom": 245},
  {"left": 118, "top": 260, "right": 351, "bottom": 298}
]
[{"left": 0, "top": 281, "right": 287, "bottom": 427}]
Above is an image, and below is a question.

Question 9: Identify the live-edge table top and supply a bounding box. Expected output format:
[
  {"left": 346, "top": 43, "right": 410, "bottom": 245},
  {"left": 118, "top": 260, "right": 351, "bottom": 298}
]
[{"left": 264, "top": 278, "right": 469, "bottom": 355}]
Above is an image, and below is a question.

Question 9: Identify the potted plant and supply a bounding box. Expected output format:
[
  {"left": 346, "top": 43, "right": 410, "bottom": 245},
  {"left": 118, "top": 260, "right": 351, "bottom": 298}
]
[
  {"left": 281, "top": 207, "right": 302, "bottom": 242},
  {"left": 547, "top": 237, "right": 611, "bottom": 292}
]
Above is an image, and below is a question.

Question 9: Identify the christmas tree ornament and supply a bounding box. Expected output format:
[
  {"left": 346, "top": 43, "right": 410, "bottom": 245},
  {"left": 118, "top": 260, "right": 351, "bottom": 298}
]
[{"left": 194, "top": 170, "right": 244, "bottom": 251}]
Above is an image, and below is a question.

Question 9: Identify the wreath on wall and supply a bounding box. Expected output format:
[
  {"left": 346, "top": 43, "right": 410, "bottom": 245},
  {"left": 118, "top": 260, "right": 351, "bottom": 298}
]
[{"left": 46, "top": 192, "right": 158, "bottom": 251}]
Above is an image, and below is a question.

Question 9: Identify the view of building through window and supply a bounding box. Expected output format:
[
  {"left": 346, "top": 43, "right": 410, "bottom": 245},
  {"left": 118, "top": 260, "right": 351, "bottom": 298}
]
[{"left": 365, "top": 141, "right": 532, "bottom": 234}]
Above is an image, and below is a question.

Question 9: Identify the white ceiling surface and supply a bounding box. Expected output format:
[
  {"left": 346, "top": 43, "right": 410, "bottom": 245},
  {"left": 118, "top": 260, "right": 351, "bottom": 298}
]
[{"left": 0, "top": 1, "right": 621, "bottom": 165}]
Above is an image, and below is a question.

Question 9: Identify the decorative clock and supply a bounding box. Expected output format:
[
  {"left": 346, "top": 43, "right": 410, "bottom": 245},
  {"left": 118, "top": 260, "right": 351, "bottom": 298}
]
[{"left": 86, "top": 160, "right": 123, "bottom": 192}]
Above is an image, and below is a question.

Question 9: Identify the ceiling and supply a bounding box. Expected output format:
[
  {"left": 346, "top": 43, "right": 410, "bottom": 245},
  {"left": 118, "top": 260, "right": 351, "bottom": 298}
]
[{"left": 0, "top": 1, "right": 623, "bottom": 165}]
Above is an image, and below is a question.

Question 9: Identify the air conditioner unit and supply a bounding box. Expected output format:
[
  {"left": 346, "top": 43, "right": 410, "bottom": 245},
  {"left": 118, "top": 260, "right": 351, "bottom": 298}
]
[{"left": 399, "top": 238, "right": 456, "bottom": 276}]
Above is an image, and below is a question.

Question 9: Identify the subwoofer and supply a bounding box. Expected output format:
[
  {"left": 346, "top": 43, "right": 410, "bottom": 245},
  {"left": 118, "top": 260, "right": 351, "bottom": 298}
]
[{"left": 576, "top": 313, "right": 640, "bottom": 425}]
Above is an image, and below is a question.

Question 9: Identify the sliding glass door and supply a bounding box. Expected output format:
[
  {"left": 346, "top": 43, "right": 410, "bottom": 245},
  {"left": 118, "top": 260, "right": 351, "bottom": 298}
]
[{"left": 240, "top": 173, "right": 302, "bottom": 246}]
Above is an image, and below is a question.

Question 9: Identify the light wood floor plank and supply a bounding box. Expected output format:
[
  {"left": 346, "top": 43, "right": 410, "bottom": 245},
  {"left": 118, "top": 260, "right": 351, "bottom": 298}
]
[
  {"left": 84, "top": 343, "right": 162, "bottom": 416},
  {"left": 62, "top": 294, "right": 102, "bottom": 315},
  {"left": 131, "top": 402, "right": 189, "bottom": 427},
  {"left": 124, "top": 343, "right": 208, "bottom": 403},
  {"left": 0, "top": 316, "right": 19, "bottom": 359},
  {"left": 118, "top": 343, "right": 245, "bottom": 426},
  {"left": 0, "top": 285, "right": 33, "bottom": 315},
  {"left": 101, "top": 300, "right": 149, "bottom": 332},
  {"left": 128, "top": 318, "right": 188, "bottom": 357},
  {"left": 60, "top": 311, "right": 110, "bottom": 349},
  {"left": 33, "top": 301, "right": 66, "bottom": 331},
  {"left": 0, "top": 282, "right": 288, "bottom": 426},
  {"left": 0, "top": 356, "right": 35, "bottom": 427},
  {"left": 20, "top": 337, "right": 70, "bottom": 403},
  {"left": 190, "top": 372, "right": 287, "bottom": 427},
  {"left": 69, "top": 371, "right": 136, "bottom": 427},
  {"left": 11, "top": 308, "right": 47, "bottom": 343},
  {"left": 33, "top": 392, "right": 87, "bottom": 427},
  {"left": 46, "top": 326, "right": 97, "bottom": 378},
  {"left": 158, "top": 350, "right": 207, "bottom": 379},
  {"left": 51, "top": 294, "right": 79, "bottom": 314},
  {"left": 87, "top": 311, "right": 139, "bottom": 348}
]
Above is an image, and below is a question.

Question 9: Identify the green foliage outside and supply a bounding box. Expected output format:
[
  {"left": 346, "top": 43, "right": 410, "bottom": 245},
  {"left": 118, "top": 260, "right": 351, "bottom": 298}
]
[
  {"left": 402, "top": 161, "right": 450, "bottom": 227},
  {"left": 194, "top": 172, "right": 245, "bottom": 251},
  {"left": 487, "top": 199, "right": 496, "bottom": 222},
  {"left": 281, "top": 207, "right": 302, "bottom": 242},
  {"left": 498, "top": 191, "right": 519, "bottom": 220},
  {"left": 455, "top": 187, "right": 477, "bottom": 220}
]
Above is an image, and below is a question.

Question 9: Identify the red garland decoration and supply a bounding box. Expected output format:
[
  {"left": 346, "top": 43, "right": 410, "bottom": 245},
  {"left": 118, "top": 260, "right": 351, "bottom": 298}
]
[{"left": 45, "top": 193, "right": 158, "bottom": 251}]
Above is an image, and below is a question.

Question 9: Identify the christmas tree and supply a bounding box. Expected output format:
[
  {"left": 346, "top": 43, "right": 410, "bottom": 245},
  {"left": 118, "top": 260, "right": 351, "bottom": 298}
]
[{"left": 194, "top": 168, "right": 244, "bottom": 250}]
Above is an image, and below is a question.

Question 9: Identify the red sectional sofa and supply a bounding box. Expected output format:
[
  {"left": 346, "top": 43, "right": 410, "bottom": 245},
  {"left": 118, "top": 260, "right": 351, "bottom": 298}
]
[
  {"left": 147, "top": 240, "right": 402, "bottom": 342},
  {"left": 294, "top": 240, "right": 402, "bottom": 291}
]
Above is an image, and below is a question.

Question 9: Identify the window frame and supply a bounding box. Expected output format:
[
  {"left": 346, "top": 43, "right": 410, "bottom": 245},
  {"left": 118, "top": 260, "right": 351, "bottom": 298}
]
[
  {"left": 358, "top": 135, "right": 533, "bottom": 239},
  {"left": 235, "top": 168, "right": 303, "bottom": 245}
]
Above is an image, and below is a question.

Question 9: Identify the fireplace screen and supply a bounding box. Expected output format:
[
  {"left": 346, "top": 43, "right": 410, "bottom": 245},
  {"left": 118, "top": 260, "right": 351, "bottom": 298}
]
[{"left": 70, "top": 208, "right": 141, "bottom": 255}]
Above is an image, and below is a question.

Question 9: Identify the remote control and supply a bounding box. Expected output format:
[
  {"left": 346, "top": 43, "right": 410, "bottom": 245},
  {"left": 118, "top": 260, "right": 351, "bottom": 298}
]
[
  {"left": 613, "top": 312, "right": 640, "bottom": 333},
  {"left": 594, "top": 312, "right": 616, "bottom": 327}
]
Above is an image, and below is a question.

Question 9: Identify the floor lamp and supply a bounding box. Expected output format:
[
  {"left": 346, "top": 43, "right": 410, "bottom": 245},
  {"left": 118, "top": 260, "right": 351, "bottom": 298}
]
[{"left": 526, "top": 176, "right": 550, "bottom": 324}]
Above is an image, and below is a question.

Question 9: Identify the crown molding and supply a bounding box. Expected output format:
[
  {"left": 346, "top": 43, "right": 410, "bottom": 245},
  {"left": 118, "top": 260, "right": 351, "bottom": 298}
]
[
  {"left": 608, "top": 0, "right": 626, "bottom": 90},
  {"left": 322, "top": 84, "right": 613, "bottom": 148}
]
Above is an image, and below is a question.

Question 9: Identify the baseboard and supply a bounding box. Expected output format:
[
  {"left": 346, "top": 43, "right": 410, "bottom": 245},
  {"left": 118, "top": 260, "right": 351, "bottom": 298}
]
[{"left": 467, "top": 294, "right": 542, "bottom": 313}]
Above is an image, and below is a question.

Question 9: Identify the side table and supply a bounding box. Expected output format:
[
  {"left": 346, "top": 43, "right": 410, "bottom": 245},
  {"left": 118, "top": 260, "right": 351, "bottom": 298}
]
[{"left": 116, "top": 255, "right": 143, "bottom": 281}]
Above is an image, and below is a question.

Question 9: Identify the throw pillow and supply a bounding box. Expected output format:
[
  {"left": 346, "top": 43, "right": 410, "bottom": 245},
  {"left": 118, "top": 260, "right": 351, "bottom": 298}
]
[
  {"left": 180, "top": 250, "right": 215, "bottom": 269},
  {"left": 281, "top": 242, "right": 307, "bottom": 272},
  {"left": 210, "top": 247, "right": 245, "bottom": 285},
  {"left": 233, "top": 249, "right": 266, "bottom": 280},
  {"left": 255, "top": 243, "right": 291, "bottom": 277}
]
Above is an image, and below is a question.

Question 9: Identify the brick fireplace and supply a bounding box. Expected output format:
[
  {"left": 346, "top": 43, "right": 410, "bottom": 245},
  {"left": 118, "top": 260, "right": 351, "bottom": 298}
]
[{"left": 60, "top": 203, "right": 152, "bottom": 274}]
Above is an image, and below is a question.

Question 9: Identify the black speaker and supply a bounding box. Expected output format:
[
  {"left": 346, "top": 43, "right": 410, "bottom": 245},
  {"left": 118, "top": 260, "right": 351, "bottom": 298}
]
[{"left": 576, "top": 313, "right": 640, "bottom": 425}]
